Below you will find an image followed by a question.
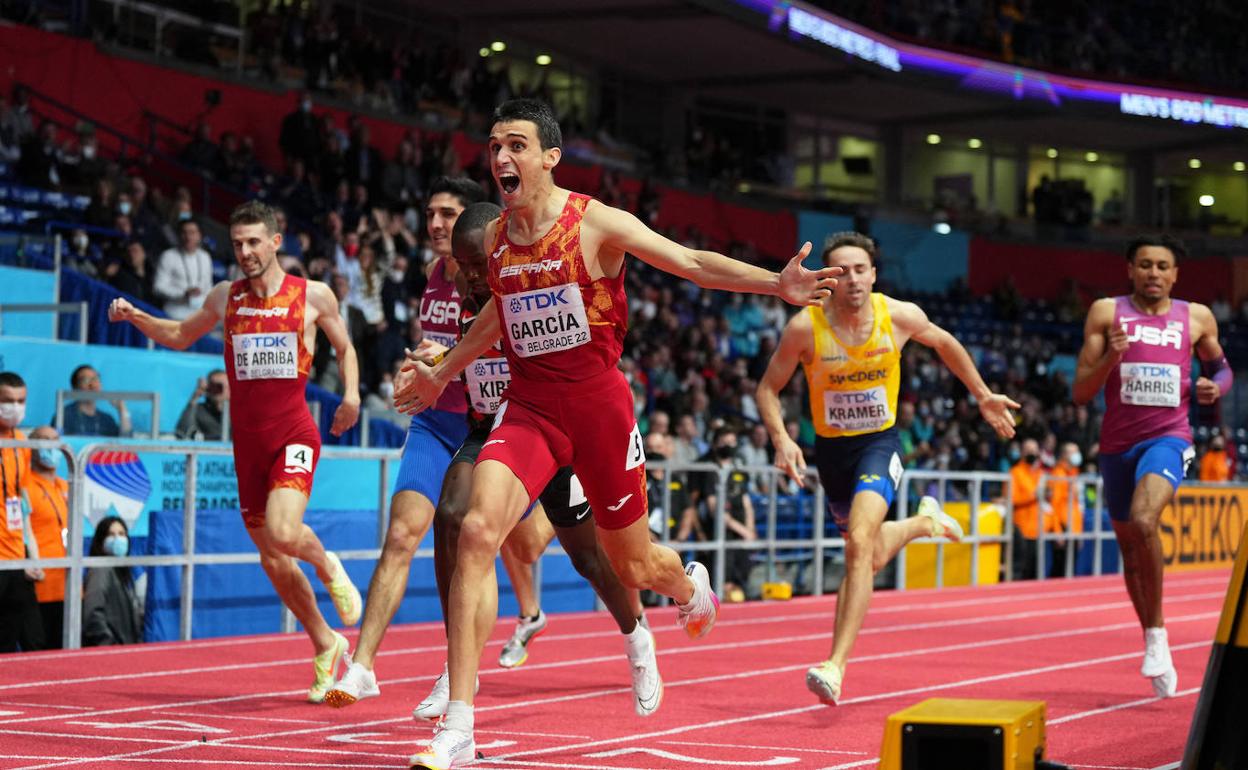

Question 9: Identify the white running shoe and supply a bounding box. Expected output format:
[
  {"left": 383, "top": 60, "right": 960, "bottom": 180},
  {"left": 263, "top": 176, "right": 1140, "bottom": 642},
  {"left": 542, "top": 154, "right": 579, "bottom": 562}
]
[
  {"left": 676, "top": 562, "right": 719, "bottom": 639},
  {"left": 1142, "top": 627, "right": 1177, "bottom": 697},
  {"left": 806, "top": 660, "right": 843, "bottom": 706},
  {"left": 498, "top": 610, "right": 548, "bottom": 668},
  {"left": 626, "top": 625, "right": 663, "bottom": 717},
  {"left": 324, "top": 552, "right": 363, "bottom": 627},
  {"left": 413, "top": 663, "right": 481, "bottom": 721},
  {"left": 1141, "top": 627, "right": 1171, "bottom": 677},
  {"left": 408, "top": 724, "right": 476, "bottom": 770},
  {"left": 1151, "top": 666, "right": 1178, "bottom": 698},
  {"left": 917, "top": 496, "right": 964, "bottom": 541},
  {"left": 324, "top": 660, "right": 380, "bottom": 708},
  {"left": 307, "top": 632, "right": 350, "bottom": 703}
]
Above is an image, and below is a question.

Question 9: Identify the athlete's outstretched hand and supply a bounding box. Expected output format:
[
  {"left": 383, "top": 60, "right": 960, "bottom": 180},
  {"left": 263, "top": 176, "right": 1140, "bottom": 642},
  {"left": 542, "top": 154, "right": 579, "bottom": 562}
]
[
  {"left": 778, "top": 242, "right": 841, "bottom": 307},
  {"left": 394, "top": 357, "right": 446, "bottom": 415},
  {"left": 978, "top": 393, "right": 1022, "bottom": 439},
  {"left": 773, "top": 434, "right": 808, "bottom": 485},
  {"left": 108, "top": 297, "right": 137, "bottom": 323},
  {"left": 410, "top": 338, "right": 448, "bottom": 365},
  {"left": 330, "top": 396, "right": 360, "bottom": 437}
]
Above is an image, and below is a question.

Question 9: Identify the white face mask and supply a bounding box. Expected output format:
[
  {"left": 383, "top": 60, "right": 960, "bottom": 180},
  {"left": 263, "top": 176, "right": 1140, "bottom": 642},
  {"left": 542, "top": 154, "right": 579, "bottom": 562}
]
[
  {"left": 1069, "top": 452, "right": 1083, "bottom": 468},
  {"left": 0, "top": 402, "right": 25, "bottom": 428},
  {"left": 73, "top": 235, "right": 89, "bottom": 251}
]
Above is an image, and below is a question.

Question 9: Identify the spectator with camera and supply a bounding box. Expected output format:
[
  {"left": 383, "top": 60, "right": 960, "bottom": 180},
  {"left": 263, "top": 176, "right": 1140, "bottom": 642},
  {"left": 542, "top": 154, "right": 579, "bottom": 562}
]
[{"left": 176, "top": 370, "right": 229, "bottom": 441}]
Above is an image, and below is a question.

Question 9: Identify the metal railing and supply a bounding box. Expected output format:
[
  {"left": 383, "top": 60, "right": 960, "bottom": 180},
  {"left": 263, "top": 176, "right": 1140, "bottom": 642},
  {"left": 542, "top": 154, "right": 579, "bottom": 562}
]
[
  {"left": 0, "top": 301, "right": 89, "bottom": 344},
  {"left": 54, "top": 390, "right": 161, "bottom": 439},
  {"left": 1035, "top": 472, "right": 1116, "bottom": 580}
]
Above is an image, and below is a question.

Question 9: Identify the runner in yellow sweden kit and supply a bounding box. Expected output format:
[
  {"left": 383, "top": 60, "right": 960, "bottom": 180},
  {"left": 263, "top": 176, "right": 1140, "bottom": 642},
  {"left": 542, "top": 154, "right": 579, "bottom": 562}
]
[{"left": 757, "top": 231, "right": 1019, "bottom": 706}]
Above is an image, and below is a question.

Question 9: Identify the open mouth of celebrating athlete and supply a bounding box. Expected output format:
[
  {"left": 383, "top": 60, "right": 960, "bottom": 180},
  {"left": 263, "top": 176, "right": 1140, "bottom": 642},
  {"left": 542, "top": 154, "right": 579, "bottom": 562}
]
[{"left": 498, "top": 172, "right": 520, "bottom": 195}]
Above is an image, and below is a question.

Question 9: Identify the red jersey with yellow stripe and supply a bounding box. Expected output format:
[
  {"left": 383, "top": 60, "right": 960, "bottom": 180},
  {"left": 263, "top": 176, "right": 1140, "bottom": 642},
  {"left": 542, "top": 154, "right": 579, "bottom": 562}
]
[
  {"left": 487, "top": 192, "right": 628, "bottom": 383},
  {"left": 224, "top": 275, "right": 314, "bottom": 428}
]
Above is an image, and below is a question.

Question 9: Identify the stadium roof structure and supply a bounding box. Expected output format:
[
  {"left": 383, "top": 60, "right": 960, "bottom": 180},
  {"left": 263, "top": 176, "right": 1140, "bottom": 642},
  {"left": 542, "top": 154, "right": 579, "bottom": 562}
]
[{"left": 401, "top": 0, "right": 1248, "bottom": 164}]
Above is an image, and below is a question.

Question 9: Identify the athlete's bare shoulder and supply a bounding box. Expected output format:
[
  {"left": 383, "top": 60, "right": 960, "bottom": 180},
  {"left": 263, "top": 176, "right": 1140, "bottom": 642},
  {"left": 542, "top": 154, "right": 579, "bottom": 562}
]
[{"left": 1086, "top": 297, "right": 1118, "bottom": 327}]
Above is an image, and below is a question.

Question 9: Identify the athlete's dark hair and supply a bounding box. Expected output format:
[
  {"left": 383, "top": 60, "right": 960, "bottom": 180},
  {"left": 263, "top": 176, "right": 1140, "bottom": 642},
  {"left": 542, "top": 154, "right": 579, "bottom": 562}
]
[
  {"left": 427, "top": 176, "right": 488, "bottom": 209},
  {"left": 70, "top": 364, "right": 96, "bottom": 389},
  {"left": 492, "top": 98, "right": 563, "bottom": 151},
  {"left": 229, "top": 200, "right": 279, "bottom": 236},
  {"left": 0, "top": 371, "right": 25, "bottom": 389},
  {"left": 821, "top": 231, "right": 877, "bottom": 265},
  {"left": 1126, "top": 234, "right": 1186, "bottom": 264},
  {"left": 452, "top": 202, "right": 502, "bottom": 256}
]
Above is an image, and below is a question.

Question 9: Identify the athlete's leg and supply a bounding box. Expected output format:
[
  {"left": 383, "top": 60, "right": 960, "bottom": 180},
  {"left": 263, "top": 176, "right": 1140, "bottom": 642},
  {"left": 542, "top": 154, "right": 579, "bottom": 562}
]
[
  {"left": 433, "top": 462, "right": 474, "bottom": 631},
  {"left": 826, "top": 490, "right": 889, "bottom": 672},
  {"left": 248, "top": 493, "right": 336, "bottom": 655},
  {"left": 446, "top": 459, "right": 532, "bottom": 705},
  {"left": 352, "top": 490, "right": 434, "bottom": 669},
  {"left": 500, "top": 503, "right": 553, "bottom": 618},
  {"left": 1113, "top": 473, "right": 1174, "bottom": 630},
  {"left": 872, "top": 514, "right": 938, "bottom": 572},
  {"left": 554, "top": 518, "right": 642, "bottom": 633}
]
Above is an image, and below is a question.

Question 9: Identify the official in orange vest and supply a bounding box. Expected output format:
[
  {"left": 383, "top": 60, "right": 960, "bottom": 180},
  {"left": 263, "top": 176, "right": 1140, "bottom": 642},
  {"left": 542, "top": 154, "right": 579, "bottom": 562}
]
[
  {"left": 1199, "top": 434, "right": 1233, "bottom": 482},
  {"left": 1010, "top": 437, "right": 1046, "bottom": 580},
  {"left": 0, "top": 371, "right": 44, "bottom": 652},
  {"left": 26, "top": 426, "right": 69, "bottom": 648},
  {"left": 1047, "top": 442, "right": 1085, "bottom": 577}
]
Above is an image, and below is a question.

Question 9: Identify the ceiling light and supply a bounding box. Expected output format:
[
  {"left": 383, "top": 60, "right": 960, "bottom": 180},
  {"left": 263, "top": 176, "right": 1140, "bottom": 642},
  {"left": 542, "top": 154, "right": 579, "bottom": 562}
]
[
  {"left": 1234, "top": 161, "right": 1246, "bottom": 172},
  {"left": 1046, "top": 148, "right": 1058, "bottom": 159},
  {"left": 490, "top": 41, "right": 506, "bottom": 52},
  {"left": 967, "top": 138, "right": 982, "bottom": 149},
  {"left": 1085, "top": 151, "right": 1099, "bottom": 162},
  {"left": 478, "top": 47, "right": 491, "bottom": 58},
  {"left": 926, "top": 134, "right": 941, "bottom": 145},
  {"left": 535, "top": 54, "right": 552, "bottom": 66},
  {"left": 1189, "top": 158, "right": 1202, "bottom": 169},
  {"left": 1199, "top": 194, "right": 1215, "bottom": 207}
]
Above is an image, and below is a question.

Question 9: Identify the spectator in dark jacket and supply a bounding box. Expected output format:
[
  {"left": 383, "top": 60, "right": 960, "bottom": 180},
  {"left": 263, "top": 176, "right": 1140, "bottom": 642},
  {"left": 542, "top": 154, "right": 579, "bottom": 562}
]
[{"left": 82, "top": 516, "right": 142, "bottom": 646}]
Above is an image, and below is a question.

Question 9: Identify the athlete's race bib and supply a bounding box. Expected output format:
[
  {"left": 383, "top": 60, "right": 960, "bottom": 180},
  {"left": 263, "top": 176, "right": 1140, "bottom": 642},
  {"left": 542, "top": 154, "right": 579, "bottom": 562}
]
[
  {"left": 501, "top": 283, "right": 590, "bottom": 358},
  {"left": 822, "top": 386, "right": 892, "bottom": 433},
  {"left": 1119, "top": 362, "right": 1181, "bottom": 408},
  {"left": 232, "top": 332, "right": 298, "bottom": 380},
  {"left": 424, "top": 331, "right": 457, "bottom": 349},
  {"left": 464, "top": 356, "right": 511, "bottom": 415}
]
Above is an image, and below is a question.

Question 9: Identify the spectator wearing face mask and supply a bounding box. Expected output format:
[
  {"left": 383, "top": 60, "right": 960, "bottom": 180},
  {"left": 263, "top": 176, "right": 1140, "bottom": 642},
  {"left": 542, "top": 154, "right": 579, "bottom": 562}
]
[
  {"left": 690, "top": 428, "right": 756, "bottom": 602},
  {"left": 1200, "top": 434, "right": 1234, "bottom": 482},
  {"left": 175, "top": 370, "right": 229, "bottom": 440},
  {"left": 64, "top": 228, "right": 102, "bottom": 278},
  {"left": 1010, "top": 437, "right": 1047, "bottom": 580},
  {"left": 0, "top": 371, "right": 45, "bottom": 652},
  {"left": 25, "top": 425, "right": 67, "bottom": 648},
  {"left": 83, "top": 516, "right": 143, "bottom": 646},
  {"left": 1047, "top": 441, "right": 1085, "bottom": 577}
]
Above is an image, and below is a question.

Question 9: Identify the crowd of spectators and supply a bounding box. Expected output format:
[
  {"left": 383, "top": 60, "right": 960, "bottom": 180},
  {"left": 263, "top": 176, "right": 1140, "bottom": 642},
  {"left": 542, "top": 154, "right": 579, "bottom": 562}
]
[{"left": 831, "top": 0, "right": 1248, "bottom": 93}]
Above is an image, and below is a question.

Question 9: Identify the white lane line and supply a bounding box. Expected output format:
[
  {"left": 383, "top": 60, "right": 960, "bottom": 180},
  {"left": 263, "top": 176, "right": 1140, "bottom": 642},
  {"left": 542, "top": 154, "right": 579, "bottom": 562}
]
[
  {"left": 1049, "top": 687, "right": 1201, "bottom": 725},
  {"left": 153, "top": 710, "right": 333, "bottom": 726},
  {"left": 8, "top": 572, "right": 1226, "bottom": 664},
  {"left": 0, "top": 586, "right": 1223, "bottom": 695},
  {"left": 0, "top": 592, "right": 1220, "bottom": 731},
  {"left": 654, "top": 739, "right": 867, "bottom": 755},
  {"left": 18, "top": 633, "right": 1212, "bottom": 770}
]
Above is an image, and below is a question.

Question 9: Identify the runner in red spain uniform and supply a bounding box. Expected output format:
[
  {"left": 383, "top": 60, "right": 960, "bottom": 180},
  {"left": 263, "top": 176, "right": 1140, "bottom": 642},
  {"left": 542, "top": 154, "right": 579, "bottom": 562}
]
[
  {"left": 109, "top": 201, "right": 364, "bottom": 703},
  {"left": 398, "top": 99, "right": 840, "bottom": 770}
]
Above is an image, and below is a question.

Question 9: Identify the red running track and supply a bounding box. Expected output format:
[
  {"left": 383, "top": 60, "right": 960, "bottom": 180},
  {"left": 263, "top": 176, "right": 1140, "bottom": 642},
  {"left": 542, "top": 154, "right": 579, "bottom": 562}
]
[{"left": 0, "top": 569, "right": 1229, "bottom": 770}]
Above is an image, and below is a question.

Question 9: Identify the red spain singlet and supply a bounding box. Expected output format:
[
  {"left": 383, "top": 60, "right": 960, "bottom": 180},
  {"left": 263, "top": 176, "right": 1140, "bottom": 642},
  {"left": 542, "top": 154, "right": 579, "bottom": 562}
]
[
  {"left": 224, "top": 274, "right": 321, "bottom": 527},
  {"left": 478, "top": 192, "right": 647, "bottom": 530},
  {"left": 487, "top": 192, "right": 629, "bottom": 383}
]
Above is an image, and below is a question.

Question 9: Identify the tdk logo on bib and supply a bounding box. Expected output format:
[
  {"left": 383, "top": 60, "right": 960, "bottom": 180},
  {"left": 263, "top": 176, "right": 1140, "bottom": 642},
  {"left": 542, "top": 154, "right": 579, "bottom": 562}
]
[
  {"left": 240, "top": 334, "right": 291, "bottom": 350},
  {"left": 1124, "top": 323, "right": 1182, "bottom": 350},
  {"left": 473, "top": 360, "right": 509, "bottom": 377},
  {"left": 508, "top": 289, "right": 570, "bottom": 315}
]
